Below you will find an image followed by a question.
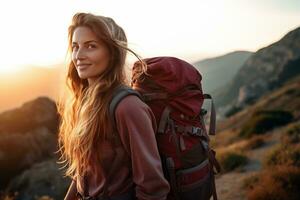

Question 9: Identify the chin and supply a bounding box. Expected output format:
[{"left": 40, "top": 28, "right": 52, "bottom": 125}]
[{"left": 78, "top": 74, "right": 89, "bottom": 79}]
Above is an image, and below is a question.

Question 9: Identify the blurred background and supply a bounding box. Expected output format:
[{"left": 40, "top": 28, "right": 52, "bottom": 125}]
[{"left": 0, "top": 0, "right": 299, "bottom": 199}]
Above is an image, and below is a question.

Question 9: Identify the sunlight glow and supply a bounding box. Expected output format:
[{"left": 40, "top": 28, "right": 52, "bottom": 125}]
[
  {"left": 0, "top": 0, "right": 299, "bottom": 73},
  {"left": 0, "top": 63, "right": 25, "bottom": 74}
]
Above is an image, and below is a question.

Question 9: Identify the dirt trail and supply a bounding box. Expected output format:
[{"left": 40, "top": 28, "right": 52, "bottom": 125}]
[{"left": 214, "top": 128, "right": 283, "bottom": 200}]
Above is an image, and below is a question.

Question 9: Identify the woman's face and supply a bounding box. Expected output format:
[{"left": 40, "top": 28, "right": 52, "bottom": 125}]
[{"left": 71, "top": 26, "right": 110, "bottom": 84}]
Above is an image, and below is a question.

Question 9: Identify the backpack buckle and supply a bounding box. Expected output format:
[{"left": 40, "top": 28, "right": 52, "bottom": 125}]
[
  {"left": 174, "top": 125, "right": 205, "bottom": 137},
  {"left": 191, "top": 126, "right": 206, "bottom": 137},
  {"left": 191, "top": 126, "right": 202, "bottom": 136}
]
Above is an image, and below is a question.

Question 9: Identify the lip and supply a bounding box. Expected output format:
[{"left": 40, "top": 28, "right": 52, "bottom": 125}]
[{"left": 77, "top": 64, "right": 91, "bottom": 70}]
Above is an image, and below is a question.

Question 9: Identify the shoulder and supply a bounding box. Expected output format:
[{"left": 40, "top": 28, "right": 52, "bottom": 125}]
[{"left": 115, "top": 94, "right": 147, "bottom": 115}]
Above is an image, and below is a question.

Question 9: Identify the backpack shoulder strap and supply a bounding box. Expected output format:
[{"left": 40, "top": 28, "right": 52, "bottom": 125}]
[
  {"left": 98, "top": 85, "right": 141, "bottom": 198},
  {"left": 109, "top": 84, "right": 142, "bottom": 131}
]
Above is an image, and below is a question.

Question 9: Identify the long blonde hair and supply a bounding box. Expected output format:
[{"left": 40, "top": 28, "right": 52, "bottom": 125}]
[{"left": 56, "top": 12, "right": 147, "bottom": 180}]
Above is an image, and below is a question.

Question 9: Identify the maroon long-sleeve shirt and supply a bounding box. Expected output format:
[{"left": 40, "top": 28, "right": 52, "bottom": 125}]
[{"left": 64, "top": 95, "right": 170, "bottom": 200}]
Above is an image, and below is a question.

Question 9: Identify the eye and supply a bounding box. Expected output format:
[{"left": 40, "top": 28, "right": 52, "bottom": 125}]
[
  {"left": 71, "top": 45, "right": 78, "bottom": 51},
  {"left": 87, "top": 44, "right": 96, "bottom": 49}
]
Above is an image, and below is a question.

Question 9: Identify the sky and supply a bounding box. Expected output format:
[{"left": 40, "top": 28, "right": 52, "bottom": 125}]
[{"left": 0, "top": 0, "right": 299, "bottom": 73}]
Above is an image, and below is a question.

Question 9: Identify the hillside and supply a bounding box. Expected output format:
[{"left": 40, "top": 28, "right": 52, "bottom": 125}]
[
  {"left": 215, "top": 26, "right": 300, "bottom": 111},
  {"left": 193, "top": 51, "right": 253, "bottom": 93},
  {"left": 212, "top": 73, "right": 300, "bottom": 199}
]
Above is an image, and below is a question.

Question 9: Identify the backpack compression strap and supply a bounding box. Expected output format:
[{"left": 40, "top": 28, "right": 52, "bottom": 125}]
[
  {"left": 109, "top": 84, "right": 142, "bottom": 132},
  {"left": 203, "top": 94, "right": 216, "bottom": 135}
]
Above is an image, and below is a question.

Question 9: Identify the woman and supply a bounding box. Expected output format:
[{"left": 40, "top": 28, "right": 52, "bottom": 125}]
[{"left": 56, "top": 12, "right": 170, "bottom": 200}]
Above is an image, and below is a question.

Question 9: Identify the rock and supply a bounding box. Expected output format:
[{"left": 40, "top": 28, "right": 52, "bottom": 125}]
[
  {"left": 5, "top": 158, "right": 71, "bottom": 200},
  {"left": 0, "top": 97, "right": 59, "bottom": 189},
  {"left": 0, "top": 97, "right": 59, "bottom": 134}
]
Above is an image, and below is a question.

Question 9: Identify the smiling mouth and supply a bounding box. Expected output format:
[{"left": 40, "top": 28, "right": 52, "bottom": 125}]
[{"left": 77, "top": 64, "right": 91, "bottom": 70}]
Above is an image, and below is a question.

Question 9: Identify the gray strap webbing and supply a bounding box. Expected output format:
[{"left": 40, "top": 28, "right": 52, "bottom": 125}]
[
  {"left": 157, "top": 106, "right": 171, "bottom": 134},
  {"left": 109, "top": 84, "right": 142, "bottom": 131},
  {"left": 143, "top": 92, "right": 168, "bottom": 101},
  {"left": 203, "top": 94, "right": 216, "bottom": 135},
  {"left": 166, "top": 157, "right": 180, "bottom": 200}
]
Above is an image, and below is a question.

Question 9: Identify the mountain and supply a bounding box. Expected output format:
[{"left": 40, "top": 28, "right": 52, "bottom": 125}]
[
  {"left": 193, "top": 51, "right": 253, "bottom": 93},
  {"left": 215, "top": 26, "right": 300, "bottom": 110}
]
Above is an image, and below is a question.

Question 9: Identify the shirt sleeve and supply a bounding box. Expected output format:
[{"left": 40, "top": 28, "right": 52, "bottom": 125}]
[{"left": 115, "top": 95, "right": 170, "bottom": 200}]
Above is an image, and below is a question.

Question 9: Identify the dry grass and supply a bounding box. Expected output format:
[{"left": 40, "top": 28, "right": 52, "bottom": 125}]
[
  {"left": 216, "top": 149, "right": 248, "bottom": 173},
  {"left": 241, "top": 135, "right": 266, "bottom": 150},
  {"left": 245, "top": 165, "right": 300, "bottom": 200},
  {"left": 211, "top": 129, "right": 240, "bottom": 148},
  {"left": 243, "top": 127, "right": 300, "bottom": 200},
  {"left": 280, "top": 121, "right": 300, "bottom": 144},
  {"left": 0, "top": 192, "right": 55, "bottom": 200},
  {"left": 214, "top": 76, "right": 300, "bottom": 199},
  {"left": 216, "top": 76, "right": 300, "bottom": 137},
  {"left": 263, "top": 143, "right": 300, "bottom": 168}
]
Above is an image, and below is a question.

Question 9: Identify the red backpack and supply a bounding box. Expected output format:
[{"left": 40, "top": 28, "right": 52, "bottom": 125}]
[{"left": 109, "top": 56, "right": 221, "bottom": 200}]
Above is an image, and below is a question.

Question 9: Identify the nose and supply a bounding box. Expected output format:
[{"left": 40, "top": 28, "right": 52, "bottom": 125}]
[{"left": 74, "top": 47, "right": 87, "bottom": 61}]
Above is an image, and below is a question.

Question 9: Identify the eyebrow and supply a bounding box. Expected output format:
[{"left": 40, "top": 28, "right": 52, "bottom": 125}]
[{"left": 72, "top": 40, "right": 99, "bottom": 45}]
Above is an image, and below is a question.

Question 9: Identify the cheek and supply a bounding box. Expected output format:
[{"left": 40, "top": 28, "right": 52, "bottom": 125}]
[
  {"left": 71, "top": 52, "right": 77, "bottom": 65},
  {"left": 93, "top": 50, "right": 110, "bottom": 68}
]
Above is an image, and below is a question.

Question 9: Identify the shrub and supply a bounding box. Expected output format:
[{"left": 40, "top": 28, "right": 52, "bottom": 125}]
[
  {"left": 243, "top": 136, "right": 265, "bottom": 150},
  {"left": 239, "top": 110, "right": 294, "bottom": 138},
  {"left": 281, "top": 122, "right": 300, "bottom": 144},
  {"left": 246, "top": 165, "right": 300, "bottom": 200},
  {"left": 217, "top": 151, "right": 248, "bottom": 172},
  {"left": 263, "top": 144, "right": 300, "bottom": 168}
]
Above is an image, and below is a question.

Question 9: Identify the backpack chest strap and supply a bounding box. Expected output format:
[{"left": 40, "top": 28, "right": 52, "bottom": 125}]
[{"left": 174, "top": 125, "right": 206, "bottom": 138}]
